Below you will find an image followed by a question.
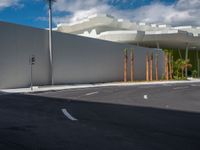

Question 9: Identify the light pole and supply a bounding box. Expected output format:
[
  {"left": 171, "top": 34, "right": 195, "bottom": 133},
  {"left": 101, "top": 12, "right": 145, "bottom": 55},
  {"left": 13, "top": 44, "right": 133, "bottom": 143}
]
[{"left": 45, "top": 0, "right": 56, "bottom": 85}]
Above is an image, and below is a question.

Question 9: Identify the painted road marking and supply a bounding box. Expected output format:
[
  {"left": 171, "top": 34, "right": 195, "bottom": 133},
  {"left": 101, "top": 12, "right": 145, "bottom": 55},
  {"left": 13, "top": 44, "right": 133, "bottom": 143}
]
[
  {"left": 191, "top": 84, "right": 200, "bottom": 87},
  {"left": 85, "top": 91, "right": 99, "bottom": 96},
  {"left": 61, "top": 108, "right": 78, "bottom": 121},
  {"left": 140, "top": 86, "right": 156, "bottom": 89},
  {"left": 162, "top": 84, "right": 172, "bottom": 86},
  {"left": 173, "top": 86, "right": 189, "bottom": 90},
  {"left": 144, "top": 95, "right": 148, "bottom": 100}
]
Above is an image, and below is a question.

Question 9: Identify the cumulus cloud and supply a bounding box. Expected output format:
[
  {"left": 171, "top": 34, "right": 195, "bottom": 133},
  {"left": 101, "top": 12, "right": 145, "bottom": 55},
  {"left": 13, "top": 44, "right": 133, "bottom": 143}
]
[
  {"left": 51, "top": 0, "right": 200, "bottom": 26},
  {"left": 0, "top": 0, "right": 22, "bottom": 10},
  {"left": 53, "top": 0, "right": 112, "bottom": 23},
  {"left": 132, "top": 0, "right": 200, "bottom": 26}
]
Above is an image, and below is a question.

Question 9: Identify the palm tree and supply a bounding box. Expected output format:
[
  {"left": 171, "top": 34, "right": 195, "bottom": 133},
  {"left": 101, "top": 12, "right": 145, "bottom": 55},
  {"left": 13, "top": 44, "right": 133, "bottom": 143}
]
[
  {"left": 174, "top": 59, "right": 181, "bottom": 79},
  {"left": 174, "top": 59, "right": 192, "bottom": 79},
  {"left": 45, "top": 0, "right": 56, "bottom": 85},
  {"left": 182, "top": 59, "right": 192, "bottom": 78},
  {"left": 181, "top": 61, "right": 185, "bottom": 79}
]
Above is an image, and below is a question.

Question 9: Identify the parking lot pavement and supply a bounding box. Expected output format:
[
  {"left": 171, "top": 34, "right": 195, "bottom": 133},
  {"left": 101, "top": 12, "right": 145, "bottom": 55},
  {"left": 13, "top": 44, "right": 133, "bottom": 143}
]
[
  {"left": 0, "top": 82, "right": 200, "bottom": 150},
  {"left": 34, "top": 82, "right": 200, "bottom": 112}
]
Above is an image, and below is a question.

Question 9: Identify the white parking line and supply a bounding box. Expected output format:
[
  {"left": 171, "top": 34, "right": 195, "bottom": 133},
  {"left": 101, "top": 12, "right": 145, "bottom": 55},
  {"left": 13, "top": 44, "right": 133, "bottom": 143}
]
[
  {"left": 139, "top": 86, "right": 156, "bottom": 89},
  {"left": 173, "top": 86, "right": 189, "bottom": 90},
  {"left": 85, "top": 91, "right": 99, "bottom": 96},
  {"left": 61, "top": 108, "right": 78, "bottom": 121},
  {"left": 162, "top": 84, "right": 172, "bottom": 86},
  {"left": 144, "top": 95, "right": 148, "bottom": 100},
  {"left": 191, "top": 84, "right": 200, "bottom": 87}
]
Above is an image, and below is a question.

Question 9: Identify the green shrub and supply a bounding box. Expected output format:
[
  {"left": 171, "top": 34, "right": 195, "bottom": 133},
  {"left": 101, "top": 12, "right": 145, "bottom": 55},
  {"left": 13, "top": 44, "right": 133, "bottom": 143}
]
[{"left": 192, "top": 70, "right": 197, "bottom": 78}]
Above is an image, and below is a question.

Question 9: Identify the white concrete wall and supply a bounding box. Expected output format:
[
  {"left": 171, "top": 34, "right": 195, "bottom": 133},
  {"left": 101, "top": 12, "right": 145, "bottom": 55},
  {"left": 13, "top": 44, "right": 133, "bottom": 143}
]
[{"left": 0, "top": 22, "right": 164, "bottom": 89}]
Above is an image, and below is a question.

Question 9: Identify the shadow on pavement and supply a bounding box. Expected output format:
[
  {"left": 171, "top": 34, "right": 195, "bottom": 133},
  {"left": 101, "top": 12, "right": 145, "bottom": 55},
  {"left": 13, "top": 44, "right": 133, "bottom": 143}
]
[{"left": 0, "top": 93, "right": 199, "bottom": 150}]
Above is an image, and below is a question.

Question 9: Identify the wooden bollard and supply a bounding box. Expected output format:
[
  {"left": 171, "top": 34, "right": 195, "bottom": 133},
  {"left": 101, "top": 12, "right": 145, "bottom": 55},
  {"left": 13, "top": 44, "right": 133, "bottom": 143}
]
[
  {"left": 150, "top": 52, "right": 153, "bottom": 81},
  {"left": 124, "top": 49, "right": 128, "bottom": 82},
  {"left": 165, "top": 52, "right": 169, "bottom": 80},
  {"left": 169, "top": 53, "right": 173, "bottom": 80},
  {"left": 146, "top": 52, "right": 149, "bottom": 81},
  {"left": 172, "top": 56, "right": 174, "bottom": 79},
  {"left": 130, "top": 49, "right": 134, "bottom": 82},
  {"left": 155, "top": 51, "right": 159, "bottom": 81}
]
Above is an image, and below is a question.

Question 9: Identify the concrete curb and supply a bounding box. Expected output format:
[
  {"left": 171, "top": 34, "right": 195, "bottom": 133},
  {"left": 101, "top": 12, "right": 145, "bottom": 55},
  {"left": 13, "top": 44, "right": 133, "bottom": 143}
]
[{"left": 1, "top": 79, "right": 200, "bottom": 94}]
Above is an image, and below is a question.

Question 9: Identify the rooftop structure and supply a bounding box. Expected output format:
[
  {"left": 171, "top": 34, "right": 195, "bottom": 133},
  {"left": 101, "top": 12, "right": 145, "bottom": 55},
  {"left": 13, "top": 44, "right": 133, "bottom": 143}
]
[{"left": 57, "top": 14, "right": 200, "bottom": 50}]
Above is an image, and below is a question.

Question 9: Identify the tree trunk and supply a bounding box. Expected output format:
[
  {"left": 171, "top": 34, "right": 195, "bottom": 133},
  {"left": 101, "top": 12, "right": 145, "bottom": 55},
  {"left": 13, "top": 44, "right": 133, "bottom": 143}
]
[
  {"left": 171, "top": 56, "right": 174, "bottom": 79},
  {"left": 181, "top": 67, "right": 184, "bottom": 79},
  {"left": 150, "top": 52, "right": 153, "bottom": 81},
  {"left": 155, "top": 51, "right": 159, "bottom": 81},
  {"left": 146, "top": 52, "right": 149, "bottom": 81},
  {"left": 124, "top": 49, "right": 128, "bottom": 82},
  {"left": 165, "top": 53, "right": 169, "bottom": 80},
  {"left": 131, "top": 49, "right": 134, "bottom": 82},
  {"left": 169, "top": 53, "right": 173, "bottom": 80}
]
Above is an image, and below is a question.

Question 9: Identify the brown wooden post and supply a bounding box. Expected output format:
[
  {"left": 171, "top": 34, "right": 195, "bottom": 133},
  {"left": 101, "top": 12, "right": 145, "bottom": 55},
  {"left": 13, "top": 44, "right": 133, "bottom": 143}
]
[
  {"left": 124, "top": 49, "right": 128, "bottom": 82},
  {"left": 155, "top": 50, "right": 159, "bottom": 81},
  {"left": 150, "top": 52, "right": 153, "bottom": 81},
  {"left": 165, "top": 52, "right": 169, "bottom": 80},
  {"left": 146, "top": 52, "right": 149, "bottom": 81},
  {"left": 169, "top": 53, "right": 171, "bottom": 79},
  {"left": 172, "top": 55, "right": 174, "bottom": 79},
  {"left": 196, "top": 50, "right": 199, "bottom": 77},
  {"left": 169, "top": 53, "right": 173, "bottom": 80},
  {"left": 130, "top": 49, "right": 134, "bottom": 82}
]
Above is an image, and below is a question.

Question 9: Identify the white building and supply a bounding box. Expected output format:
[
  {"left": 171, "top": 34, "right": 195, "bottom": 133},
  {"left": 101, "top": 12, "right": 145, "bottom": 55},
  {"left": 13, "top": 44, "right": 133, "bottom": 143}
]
[{"left": 57, "top": 14, "right": 200, "bottom": 50}]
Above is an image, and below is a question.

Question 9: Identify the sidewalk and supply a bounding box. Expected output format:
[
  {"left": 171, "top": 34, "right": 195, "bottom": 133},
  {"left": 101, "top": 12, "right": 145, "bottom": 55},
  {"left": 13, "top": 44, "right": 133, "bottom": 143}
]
[{"left": 1, "top": 78, "right": 200, "bottom": 94}]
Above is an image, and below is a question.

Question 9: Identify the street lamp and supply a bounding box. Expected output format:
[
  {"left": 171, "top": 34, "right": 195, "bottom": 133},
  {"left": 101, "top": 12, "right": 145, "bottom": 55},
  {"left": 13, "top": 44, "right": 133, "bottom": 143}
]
[{"left": 45, "top": 0, "right": 56, "bottom": 85}]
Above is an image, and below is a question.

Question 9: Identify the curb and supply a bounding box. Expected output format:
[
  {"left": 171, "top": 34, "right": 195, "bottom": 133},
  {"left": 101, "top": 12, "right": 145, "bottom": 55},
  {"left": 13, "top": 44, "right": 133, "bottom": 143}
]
[{"left": 1, "top": 79, "right": 200, "bottom": 94}]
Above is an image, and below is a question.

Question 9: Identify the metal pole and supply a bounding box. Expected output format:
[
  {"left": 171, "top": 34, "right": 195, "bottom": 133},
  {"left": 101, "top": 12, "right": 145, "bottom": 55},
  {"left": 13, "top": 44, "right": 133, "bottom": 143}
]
[
  {"left": 178, "top": 48, "right": 182, "bottom": 59},
  {"left": 156, "top": 42, "right": 160, "bottom": 49},
  {"left": 48, "top": 0, "right": 54, "bottom": 85}
]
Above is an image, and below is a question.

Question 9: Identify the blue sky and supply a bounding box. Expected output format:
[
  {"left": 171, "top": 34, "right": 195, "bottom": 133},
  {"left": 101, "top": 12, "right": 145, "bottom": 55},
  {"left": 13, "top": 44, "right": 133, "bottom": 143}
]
[{"left": 0, "top": 0, "right": 199, "bottom": 28}]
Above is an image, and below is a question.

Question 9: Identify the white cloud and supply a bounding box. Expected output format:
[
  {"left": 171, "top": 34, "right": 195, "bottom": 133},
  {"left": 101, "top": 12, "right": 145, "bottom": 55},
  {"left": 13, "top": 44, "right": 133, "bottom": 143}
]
[
  {"left": 53, "top": 0, "right": 132, "bottom": 23},
  {"left": 131, "top": 0, "right": 200, "bottom": 26},
  {"left": 52, "top": 0, "right": 200, "bottom": 26},
  {"left": 0, "top": 0, "right": 21, "bottom": 10}
]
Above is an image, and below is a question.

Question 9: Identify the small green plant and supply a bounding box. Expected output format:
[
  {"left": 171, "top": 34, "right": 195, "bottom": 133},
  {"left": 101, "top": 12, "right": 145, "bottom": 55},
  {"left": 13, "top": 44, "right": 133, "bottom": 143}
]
[
  {"left": 192, "top": 70, "right": 197, "bottom": 78},
  {"left": 173, "top": 59, "right": 192, "bottom": 80}
]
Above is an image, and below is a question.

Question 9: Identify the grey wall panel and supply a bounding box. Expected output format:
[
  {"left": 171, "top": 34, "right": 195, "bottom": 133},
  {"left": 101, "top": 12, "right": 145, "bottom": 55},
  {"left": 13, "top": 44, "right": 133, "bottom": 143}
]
[
  {"left": 126, "top": 48, "right": 165, "bottom": 81},
  {"left": 0, "top": 22, "right": 165, "bottom": 89},
  {"left": 53, "top": 32, "right": 126, "bottom": 84},
  {"left": 0, "top": 22, "right": 50, "bottom": 89}
]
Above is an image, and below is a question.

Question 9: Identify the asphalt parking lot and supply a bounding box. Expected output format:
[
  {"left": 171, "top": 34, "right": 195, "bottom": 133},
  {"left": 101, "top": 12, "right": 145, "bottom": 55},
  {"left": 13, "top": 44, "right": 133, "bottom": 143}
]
[{"left": 0, "top": 82, "right": 200, "bottom": 150}]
